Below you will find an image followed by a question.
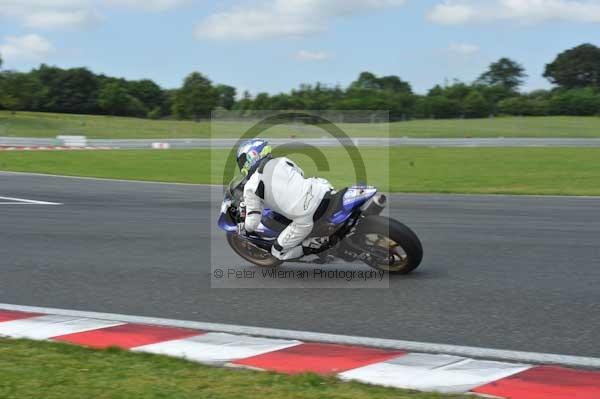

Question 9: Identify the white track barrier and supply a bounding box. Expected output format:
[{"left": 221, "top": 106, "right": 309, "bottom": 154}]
[{"left": 57, "top": 135, "right": 87, "bottom": 147}]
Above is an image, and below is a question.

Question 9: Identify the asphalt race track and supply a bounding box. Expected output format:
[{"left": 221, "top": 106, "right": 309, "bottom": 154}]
[{"left": 1, "top": 172, "right": 599, "bottom": 357}]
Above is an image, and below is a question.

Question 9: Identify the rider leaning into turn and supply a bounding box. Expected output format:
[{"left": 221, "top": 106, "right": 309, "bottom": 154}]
[{"left": 236, "top": 139, "right": 333, "bottom": 261}]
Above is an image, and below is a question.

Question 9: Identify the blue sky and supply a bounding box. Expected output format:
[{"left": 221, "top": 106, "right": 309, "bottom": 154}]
[{"left": 1, "top": 0, "right": 600, "bottom": 95}]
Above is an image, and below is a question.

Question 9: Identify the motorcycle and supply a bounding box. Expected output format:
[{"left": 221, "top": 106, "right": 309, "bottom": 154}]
[{"left": 218, "top": 176, "right": 423, "bottom": 275}]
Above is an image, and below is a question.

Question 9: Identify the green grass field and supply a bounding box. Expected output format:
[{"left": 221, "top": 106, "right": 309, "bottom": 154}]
[
  {"left": 2, "top": 111, "right": 600, "bottom": 138},
  {"left": 0, "top": 338, "right": 468, "bottom": 399},
  {"left": 2, "top": 147, "right": 599, "bottom": 195}
]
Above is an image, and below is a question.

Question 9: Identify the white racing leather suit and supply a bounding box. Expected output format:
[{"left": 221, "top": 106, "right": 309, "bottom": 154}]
[{"left": 243, "top": 157, "right": 333, "bottom": 260}]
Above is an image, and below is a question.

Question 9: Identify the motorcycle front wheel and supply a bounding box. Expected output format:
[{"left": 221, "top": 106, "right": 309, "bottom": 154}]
[
  {"left": 353, "top": 216, "right": 423, "bottom": 275},
  {"left": 226, "top": 232, "right": 283, "bottom": 268}
]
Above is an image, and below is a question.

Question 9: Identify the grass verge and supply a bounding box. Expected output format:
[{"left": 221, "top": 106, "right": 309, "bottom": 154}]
[
  {"left": 1, "top": 147, "right": 599, "bottom": 195},
  {"left": 0, "top": 338, "right": 469, "bottom": 399},
  {"left": 2, "top": 111, "right": 600, "bottom": 138}
]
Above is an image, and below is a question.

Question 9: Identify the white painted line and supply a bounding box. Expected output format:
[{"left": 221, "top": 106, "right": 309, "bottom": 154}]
[
  {"left": 0, "top": 196, "right": 62, "bottom": 205},
  {"left": 0, "top": 171, "right": 217, "bottom": 187},
  {"left": 1, "top": 303, "right": 599, "bottom": 368},
  {"left": 339, "top": 353, "right": 531, "bottom": 394},
  {"left": 134, "top": 332, "right": 301, "bottom": 364},
  {"left": 0, "top": 315, "right": 123, "bottom": 340}
]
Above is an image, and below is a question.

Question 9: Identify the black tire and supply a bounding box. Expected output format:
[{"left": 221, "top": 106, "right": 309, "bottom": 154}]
[
  {"left": 226, "top": 232, "right": 283, "bottom": 268},
  {"left": 353, "top": 216, "right": 423, "bottom": 274}
]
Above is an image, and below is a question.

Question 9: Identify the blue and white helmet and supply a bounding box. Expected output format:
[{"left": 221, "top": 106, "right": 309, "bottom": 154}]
[{"left": 236, "top": 139, "right": 272, "bottom": 177}]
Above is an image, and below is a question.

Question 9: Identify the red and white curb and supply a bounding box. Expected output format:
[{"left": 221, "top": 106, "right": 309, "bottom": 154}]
[
  {"left": 0, "top": 146, "right": 116, "bottom": 151},
  {"left": 0, "top": 304, "right": 599, "bottom": 398}
]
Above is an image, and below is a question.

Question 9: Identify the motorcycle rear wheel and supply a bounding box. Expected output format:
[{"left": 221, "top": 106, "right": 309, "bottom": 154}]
[
  {"left": 353, "top": 216, "right": 423, "bottom": 275},
  {"left": 226, "top": 232, "right": 283, "bottom": 268}
]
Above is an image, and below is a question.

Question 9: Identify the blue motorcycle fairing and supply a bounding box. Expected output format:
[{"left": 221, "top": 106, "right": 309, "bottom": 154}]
[
  {"left": 217, "top": 214, "right": 237, "bottom": 232},
  {"left": 218, "top": 185, "right": 377, "bottom": 236},
  {"left": 330, "top": 186, "right": 377, "bottom": 225},
  {"left": 218, "top": 212, "right": 278, "bottom": 237}
]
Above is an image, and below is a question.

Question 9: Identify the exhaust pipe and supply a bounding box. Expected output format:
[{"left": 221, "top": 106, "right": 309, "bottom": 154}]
[{"left": 360, "top": 193, "right": 387, "bottom": 216}]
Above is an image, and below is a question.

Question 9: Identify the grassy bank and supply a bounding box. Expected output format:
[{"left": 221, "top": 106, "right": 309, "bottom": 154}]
[
  {"left": 0, "top": 338, "right": 468, "bottom": 399},
  {"left": 1, "top": 147, "right": 599, "bottom": 195},
  {"left": 2, "top": 111, "right": 600, "bottom": 138}
]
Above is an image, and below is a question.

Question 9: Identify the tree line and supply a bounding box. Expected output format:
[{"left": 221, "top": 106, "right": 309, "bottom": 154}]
[{"left": 1, "top": 43, "right": 600, "bottom": 120}]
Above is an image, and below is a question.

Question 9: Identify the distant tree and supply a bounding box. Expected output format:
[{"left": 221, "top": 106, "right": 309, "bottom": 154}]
[
  {"left": 498, "top": 95, "right": 549, "bottom": 116},
  {"left": 527, "top": 89, "right": 552, "bottom": 100},
  {"left": 216, "top": 84, "right": 236, "bottom": 110},
  {"left": 288, "top": 82, "right": 344, "bottom": 110},
  {"left": 98, "top": 82, "right": 129, "bottom": 115},
  {"left": 172, "top": 72, "right": 218, "bottom": 120},
  {"left": 252, "top": 92, "right": 271, "bottom": 109},
  {"left": 498, "top": 97, "right": 526, "bottom": 116},
  {"left": 128, "top": 79, "right": 165, "bottom": 114},
  {"left": 269, "top": 93, "right": 302, "bottom": 109},
  {"left": 386, "top": 92, "right": 417, "bottom": 120},
  {"left": 163, "top": 89, "right": 177, "bottom": 115},
  {"left": 7, "top": 59, "right": 600, "bottom": 120},
  {"left": 146, "top": 107, "right": 161, "bottom": 119},
  {"left": 462, "top": 91, "right": 490, "bottom": 118},
  {"left": 332, "top": 73, "right": 416, "bottom": 119},
  {"left": 522, "top": 90, "right": 551, "bottom": 116},
  {"left": 427, "top": 85, "right": 444, "bottom": 97},
  {"left": 233, "top": 90, "right": 253, "bottom": 112},
  {"left": 544, "top": 44, "right": 600, "bottom": 89},
  {"left": 1, "top": 63, "right": 170, "bottom": 117},
  {"left": 0, "top": 72, "right": 44, "bottom": 111},
  {"left": 477, "top": 84, "right": 515, "bottom": 104},
  {"left": 477, "top": 58, "right": 527, "bottom": 91},
  {"left": 350, "top": 72, "right": 412, "bottom": 94},
  {"left": 427, "top": 80, "right": 514, "bottom": 116},
  {"left": 32, "top": 65, "right": 100, "bottom": 114},
  {"left": 0, "top": 53, "right": 3, "bottom": 70},
  {"left": 351, "top": 72, "right": 379, "bottom": 90},
  {"left": 337, "top": 88, "right": 389, "bottom": 111},
  {"left": 97, "top": 82, "right": 147, "bottom": 116},
  {"left": 422, "top": 96, "right": 462, "bottom": 119},
  {"left": 442, "top": 81, "right": 472, "bottom": 101},
  {"left": 377, "top": 75, "right": 412, "bottom": 93},
  {"left": 549, "top": 88, "right": 600, "bottom": 116}
]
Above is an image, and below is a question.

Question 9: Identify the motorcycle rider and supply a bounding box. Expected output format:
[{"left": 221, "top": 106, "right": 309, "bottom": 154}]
[{"left": 236, "top": 139, "right": 333, "bottom": 260}]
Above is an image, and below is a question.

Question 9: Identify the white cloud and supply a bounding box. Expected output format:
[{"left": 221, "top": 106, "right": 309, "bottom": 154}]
[
  {"left": 429, "top": 1, "right": 475, "bottom": 25},
  {"left": 195, "top": 0, "right": 407, "bottom": 40},
  {"left": 196, "top": 8, "right": 321, "bottom": 40},
  {"left": 428, "top": 0, "right": 600, "bottom": 25},
  {"left": 0, "top": 0, "right": 100, "bottom": 30},
  {"left": 448, "top": 42, "right": 479, "bottom": 55},
  {"left": 23, "top": 9, "right": 101, "bottom": 29},
  {"left": 0, "top": 0, "right": 186, "bottom": 30},
  {"left": 102, "top": 0, "right": 189, "bottom": 12},
  {"left": 0, "top": 34, "right": 55, "bottom": 61},
  {"left": 295, "top": 50, "right": 331, "bottom": 61}
]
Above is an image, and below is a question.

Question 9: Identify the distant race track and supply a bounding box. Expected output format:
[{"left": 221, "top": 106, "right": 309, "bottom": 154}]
[{"left": 3, "top": 136, "right": 600, "bottom": 148}]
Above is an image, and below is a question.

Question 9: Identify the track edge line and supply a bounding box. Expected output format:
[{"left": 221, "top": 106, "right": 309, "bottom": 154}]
[{"left": 1, "top": 303, "right": 598, "bottom": 369}]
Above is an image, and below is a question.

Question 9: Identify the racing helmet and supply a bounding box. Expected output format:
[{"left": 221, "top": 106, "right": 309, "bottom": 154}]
[{"left": 236, "top": 139, "right": 272, "bottom": 177}]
